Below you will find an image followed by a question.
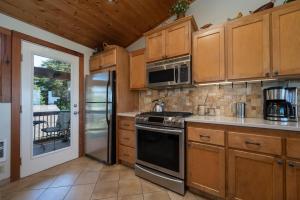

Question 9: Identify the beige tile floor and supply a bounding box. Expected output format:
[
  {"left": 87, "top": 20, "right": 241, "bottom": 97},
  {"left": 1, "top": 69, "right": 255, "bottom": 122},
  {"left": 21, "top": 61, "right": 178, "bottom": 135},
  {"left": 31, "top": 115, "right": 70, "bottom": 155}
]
[{"left": 0, "top": 157, "right": 208, "bottom": 200}]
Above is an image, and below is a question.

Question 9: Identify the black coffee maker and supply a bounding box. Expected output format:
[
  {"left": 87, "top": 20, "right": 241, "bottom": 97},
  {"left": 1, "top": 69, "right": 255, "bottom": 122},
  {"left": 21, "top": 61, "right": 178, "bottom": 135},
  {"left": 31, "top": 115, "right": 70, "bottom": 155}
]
[{"left": 263, "top": 87, "right": 298, "bottom": 122}]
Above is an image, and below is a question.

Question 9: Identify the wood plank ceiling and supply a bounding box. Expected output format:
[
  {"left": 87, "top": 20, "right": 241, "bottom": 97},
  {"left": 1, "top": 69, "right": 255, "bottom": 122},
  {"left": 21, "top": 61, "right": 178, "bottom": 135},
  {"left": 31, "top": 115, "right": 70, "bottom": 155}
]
[{"left": 0, "top": 0, "right": 176, "bottom": 48}]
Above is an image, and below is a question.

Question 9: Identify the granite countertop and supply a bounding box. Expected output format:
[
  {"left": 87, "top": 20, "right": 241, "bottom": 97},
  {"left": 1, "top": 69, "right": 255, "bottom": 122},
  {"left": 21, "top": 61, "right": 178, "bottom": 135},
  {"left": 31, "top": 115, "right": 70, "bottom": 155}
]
[
  {"left": 185, "top": 115, "right": 300, "bottom": 132},
  {"left": 117, "top": 112, "right": 140, "bottom": 117},
  {"left": 117, "top": 112, "right": 300, "bottom": 132}
]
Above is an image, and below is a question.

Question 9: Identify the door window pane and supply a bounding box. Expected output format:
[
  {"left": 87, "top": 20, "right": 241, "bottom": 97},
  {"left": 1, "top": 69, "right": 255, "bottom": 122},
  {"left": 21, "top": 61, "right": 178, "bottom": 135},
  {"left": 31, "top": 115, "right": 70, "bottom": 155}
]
[{"left": 32, "top": 55, "right": 71, "bottom": 156}]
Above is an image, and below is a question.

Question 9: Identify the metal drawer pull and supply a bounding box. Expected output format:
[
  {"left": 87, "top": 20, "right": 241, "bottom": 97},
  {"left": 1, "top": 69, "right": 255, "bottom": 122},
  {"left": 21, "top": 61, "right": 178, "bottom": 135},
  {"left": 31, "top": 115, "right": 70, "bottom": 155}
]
[
  {"left": 288, "top": 161, "right": 300, "bottom": 168},
  {"left": 245, "top": 141, "right": 261, "bottom": 146},
  {"left": 199, "top": 135, "right": 211, "bottom": 140},
  {"left": 122, "top": 124, "right": 130, "bottom": 127},
  {"left": 123, "top": 153, "right": 130, "bottom": 157},
  {"left": 123, "top": 137, "right": 130, "bottom": 140}
]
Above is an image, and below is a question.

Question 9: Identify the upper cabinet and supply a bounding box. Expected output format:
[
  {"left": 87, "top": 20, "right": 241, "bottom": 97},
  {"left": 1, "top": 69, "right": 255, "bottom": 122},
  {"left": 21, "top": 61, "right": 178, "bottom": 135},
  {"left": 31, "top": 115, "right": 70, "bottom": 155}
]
[
  {"left": 146, "top": 31, "right": 165, "bottom": 62},
  {"left": 89, "top": 47, "right": 117, "bottom": 72},
  {"left": 272, "top": 3, "right": 300, "bottom": 77},
  {"left": 193, "top": 25, "right": 225, "bottom": 83},
  {"left": 101, "top": 48, "right": 117, "bottom": 68},
  {"left": 89, "top": 53, "right": 101, "bottom": 72},
  {"left": 226, "top": 13, "right": 271, "bottom": 80},
  {"left": 145, "top": 16, "right": 197, "bottom": 63},
  {"left": 0, "top": 27, "right": 11, "bottom": 102},
  {"left": 165, "top": 21, "right": 191, "bottom": 58},
  {"left": 130, "top": 49, "right": 146, "bottom": 90}
]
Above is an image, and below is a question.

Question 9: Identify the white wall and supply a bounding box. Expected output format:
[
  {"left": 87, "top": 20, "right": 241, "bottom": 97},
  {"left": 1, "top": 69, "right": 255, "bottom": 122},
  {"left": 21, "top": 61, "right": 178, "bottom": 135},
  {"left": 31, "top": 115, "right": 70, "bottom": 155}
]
[
  {"left": 0, "top": 13, "right": 94, "bottom": 181},
  {"left": 127, "top": 0, "right": 285, "bottom": 52}
]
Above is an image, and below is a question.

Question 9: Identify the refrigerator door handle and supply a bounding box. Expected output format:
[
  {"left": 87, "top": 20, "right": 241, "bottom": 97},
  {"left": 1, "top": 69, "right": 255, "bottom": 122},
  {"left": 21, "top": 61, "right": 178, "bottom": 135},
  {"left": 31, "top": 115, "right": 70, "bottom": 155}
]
[{"left": 106, "top": 72, "right": 110, "bottom": 125}]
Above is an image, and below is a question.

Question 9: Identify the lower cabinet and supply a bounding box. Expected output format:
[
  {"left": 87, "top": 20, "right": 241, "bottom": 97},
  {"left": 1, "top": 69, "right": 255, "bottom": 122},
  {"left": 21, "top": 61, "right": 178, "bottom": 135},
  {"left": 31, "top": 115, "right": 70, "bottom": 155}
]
[
  {"left": 118, "top": 116, "right": 136, "bottom": 166},
  {"left": 228, "top": 149, "right": 283, "bottom": 200},
  {"left": 286, "top": 160, "right": 300, "bottom": 200},
  {"left": 187, "top": 142, "right": 225, "bottom": 198}
]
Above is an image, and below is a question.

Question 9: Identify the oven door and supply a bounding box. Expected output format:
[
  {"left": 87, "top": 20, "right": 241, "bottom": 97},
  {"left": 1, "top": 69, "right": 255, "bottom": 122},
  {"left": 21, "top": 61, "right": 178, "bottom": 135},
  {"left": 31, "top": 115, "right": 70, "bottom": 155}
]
[
  {"left": 135, "top": 124, "right": 184, "bottom": 179},
  {"left": 147, "top": 65, "right": 178, "bottom": 87}
]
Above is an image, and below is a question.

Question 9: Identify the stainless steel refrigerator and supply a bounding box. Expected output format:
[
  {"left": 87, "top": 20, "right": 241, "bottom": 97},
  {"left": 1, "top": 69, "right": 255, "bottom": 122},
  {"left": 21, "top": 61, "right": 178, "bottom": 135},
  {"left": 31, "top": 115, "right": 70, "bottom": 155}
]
[{"left": 85, "top": 71, "right": 116, "bottom": 164}]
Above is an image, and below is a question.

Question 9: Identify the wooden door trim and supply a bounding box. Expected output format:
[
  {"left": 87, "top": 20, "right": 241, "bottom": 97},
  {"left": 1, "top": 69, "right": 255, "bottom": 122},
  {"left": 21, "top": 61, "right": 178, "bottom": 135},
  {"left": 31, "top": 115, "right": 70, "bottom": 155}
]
[{"left": 11, "top": 31, "right": 85, "bottom": 182}]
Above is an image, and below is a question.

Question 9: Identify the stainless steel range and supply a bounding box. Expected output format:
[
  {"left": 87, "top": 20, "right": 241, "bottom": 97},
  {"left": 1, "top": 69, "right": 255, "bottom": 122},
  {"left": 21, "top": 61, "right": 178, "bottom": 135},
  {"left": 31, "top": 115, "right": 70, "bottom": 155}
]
[{"left": 135, "top": 112, "right": 192, "bottom": 195}]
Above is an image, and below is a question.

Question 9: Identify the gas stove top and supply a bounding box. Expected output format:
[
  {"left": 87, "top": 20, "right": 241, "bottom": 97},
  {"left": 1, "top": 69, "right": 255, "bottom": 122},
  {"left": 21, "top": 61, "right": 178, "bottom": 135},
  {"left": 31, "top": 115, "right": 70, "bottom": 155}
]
[{"left": 136, "top": 112, "right": 193, "bottom": 128}]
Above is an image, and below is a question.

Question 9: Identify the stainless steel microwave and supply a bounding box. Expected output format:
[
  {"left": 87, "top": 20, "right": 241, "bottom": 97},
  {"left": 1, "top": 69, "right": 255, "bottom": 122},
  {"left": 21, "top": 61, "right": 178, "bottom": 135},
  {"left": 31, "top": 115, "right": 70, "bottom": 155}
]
[{"left": 146, "top": 55, "right": 191, "bottom": 88}]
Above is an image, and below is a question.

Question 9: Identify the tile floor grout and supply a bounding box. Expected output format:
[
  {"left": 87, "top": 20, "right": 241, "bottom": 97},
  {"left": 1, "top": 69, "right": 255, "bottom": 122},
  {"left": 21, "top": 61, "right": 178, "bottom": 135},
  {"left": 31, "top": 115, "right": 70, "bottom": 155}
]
[{"left": 1, "top": 157, "right": 208, "bottom": 200}]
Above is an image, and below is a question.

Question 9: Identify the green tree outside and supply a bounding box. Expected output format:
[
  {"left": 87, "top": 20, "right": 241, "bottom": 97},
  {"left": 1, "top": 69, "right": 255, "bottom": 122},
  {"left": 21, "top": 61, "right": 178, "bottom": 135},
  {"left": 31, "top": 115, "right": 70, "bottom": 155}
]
[{"left": 34, "top": 59, "right": 71, "bottom": 110}]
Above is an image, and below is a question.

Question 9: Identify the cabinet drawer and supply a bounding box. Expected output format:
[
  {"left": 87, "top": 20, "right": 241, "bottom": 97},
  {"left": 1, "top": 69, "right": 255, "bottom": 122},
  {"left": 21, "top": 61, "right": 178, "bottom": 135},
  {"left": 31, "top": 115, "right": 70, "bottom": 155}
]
[
  {"left": 119, "top": 117, "right": 135, "bottom": 131},
  {"left": 228, "top": 132, "right": 282, "bottom": 155},
  {"left": 119, "top": 145, "right": 135, "bottom": 164},
  {"left": 188, "top": 127, "right": 225, "bottom": 146},
  {"left": 119, "top": 130, "right": 135, "bottom": 148},
  {"left": 287, "top": 138, "right": 300, "bottom": 159}
]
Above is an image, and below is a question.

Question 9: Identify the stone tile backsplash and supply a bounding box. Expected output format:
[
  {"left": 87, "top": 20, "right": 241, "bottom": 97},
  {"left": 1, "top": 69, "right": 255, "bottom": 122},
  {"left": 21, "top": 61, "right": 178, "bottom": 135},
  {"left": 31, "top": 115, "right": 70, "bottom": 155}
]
[{"left": 139, "top": 81, "right": 300, "bottom": 118}]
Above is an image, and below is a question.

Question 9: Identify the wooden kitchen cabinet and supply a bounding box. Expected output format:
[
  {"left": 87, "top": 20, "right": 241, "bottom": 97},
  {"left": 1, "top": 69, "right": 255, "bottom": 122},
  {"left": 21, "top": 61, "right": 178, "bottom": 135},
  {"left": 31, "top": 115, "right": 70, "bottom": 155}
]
[
  {"left": 286, "top": 160, "right": 300, "bottom": 200},
  {"left": 130, "top": 49, "right": 146, "bottom": 89},
  {"left": 193, "top": 25, "right": 225, "bottom": 83},
  {"left": 228, "top": 149, "right": 283, "bottom": 200},
  {"left": 0, "top": 27, "right": 11, "bottom": 102},
  {"left": 187, "top": 142, "right": 225, "bottom": 198},
  {"left": 145, "top": 16, "right": 197, "bottom": 62},
  {"left": 117, "top": 116, "right": 136, "bottom": 166},
  {"left": 146, "top": 31, "right": 165, "bottom": 62},
  {"left": 227, "top": 13, "right": 271, "bottom": 80},
  {"left": 272, "top": 3, "right": 300, "bottom": 77},
  {"left": 101, "top": 48, "right": 117, "bottom": 68},
  {"left": 165, "top": 21, "right": 191, "bottom": 59},
  {"left": 89, "top": 53, "right": 101, "bottom": 71}
]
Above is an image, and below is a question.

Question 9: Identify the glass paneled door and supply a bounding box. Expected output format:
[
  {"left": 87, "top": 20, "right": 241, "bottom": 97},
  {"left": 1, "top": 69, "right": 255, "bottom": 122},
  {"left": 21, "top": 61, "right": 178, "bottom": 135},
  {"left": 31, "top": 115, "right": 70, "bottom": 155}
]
[{"left": 20, "top": 41, "right": 79, "bottom": 177}]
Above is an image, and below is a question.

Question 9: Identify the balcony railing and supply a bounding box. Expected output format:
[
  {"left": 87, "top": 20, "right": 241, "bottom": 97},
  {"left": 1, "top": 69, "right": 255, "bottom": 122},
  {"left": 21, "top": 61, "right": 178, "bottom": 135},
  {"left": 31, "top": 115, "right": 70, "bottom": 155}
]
[{"left": 33, "top": 111, "right": 70, "bottom": 143}]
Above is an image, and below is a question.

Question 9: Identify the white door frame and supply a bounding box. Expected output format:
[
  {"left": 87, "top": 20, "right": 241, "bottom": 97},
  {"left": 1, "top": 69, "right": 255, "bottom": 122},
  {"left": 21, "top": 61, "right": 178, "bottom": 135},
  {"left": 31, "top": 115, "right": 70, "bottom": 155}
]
[{"left": 20, "top": 40, "right": 79, "bottom": 177}]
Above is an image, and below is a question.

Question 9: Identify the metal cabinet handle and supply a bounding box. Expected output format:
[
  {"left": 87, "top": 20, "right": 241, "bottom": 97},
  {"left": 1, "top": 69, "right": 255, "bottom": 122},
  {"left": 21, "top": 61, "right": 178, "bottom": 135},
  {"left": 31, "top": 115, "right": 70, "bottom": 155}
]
[
  {"left": 288, "top": 161, "right": 300, "bottom": 168},
  {"left": 123, "top": 137, "right": 130, "bottom": 140},
  {"left": 274, "top": 71, "right": 279, "bottom": 76},
  {"left": 199, "top": 135, "right": 211, "bottom": 141},
  {"left": 265, "top": 72, "right": 270, "bottom": 77},
  {"left": 277, "top": 159, "right": 284, "bottom": 165},
  {"left": 123, "top": 124, "right": 130, "bottom": 127},
  {"left": 73, "top": 111, "right": 79, "bottom": 115},
  {"left": 123, "top": 153, "right": 130, "bottom": 157},
  {"left": 245, "top": 141, "right": 261, "bottom": 146}
]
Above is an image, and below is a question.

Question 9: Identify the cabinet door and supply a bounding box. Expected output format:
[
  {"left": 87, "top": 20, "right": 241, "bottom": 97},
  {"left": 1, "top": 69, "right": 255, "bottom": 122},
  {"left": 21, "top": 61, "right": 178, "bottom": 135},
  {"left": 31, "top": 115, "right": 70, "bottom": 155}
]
[
  {"left": 227, "top": 14, "right": 271, "bottom": 80},
  {"left": 101, "top": 48, "right": 117, "bottom": 68},
  {"left": 187, "top": 142, "right": 225, "bottom": 198},
  {"left": 193, "top": 26, "right": 225, "bottom": 83},
  {"left": 165, "top": 22, "right": 191, "bottom": 59},
  {"left": 272, "top": 3, "right": 300, "bottom": 76},
  {"left": 286, "top": 160, "right": 300, "bottom": 200},
  {"left": 228, "top": 150, "right": 283, "bottom": 200},
  {"left": 89, "top": 54, "right": 101, "bottom": 72},
  {"left": 130, "top": 49, "right": 146, "bottom": 89},
  {"left": 145, "top": 30, "right": 165, "bottom": 62},
  {"left": 0, "top": 27, "right": 11, "bottom": 102}
]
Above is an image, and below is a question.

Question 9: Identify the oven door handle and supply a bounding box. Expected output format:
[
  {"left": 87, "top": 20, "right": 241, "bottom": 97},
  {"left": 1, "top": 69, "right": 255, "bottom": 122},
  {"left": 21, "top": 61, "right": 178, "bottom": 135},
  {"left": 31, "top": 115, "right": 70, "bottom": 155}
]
[{"left": 135, "top": 125, "right": 183, "bottom": 135}]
